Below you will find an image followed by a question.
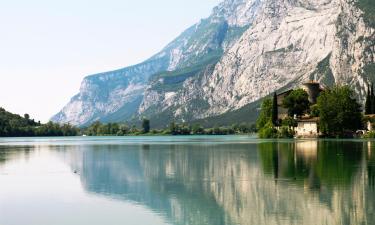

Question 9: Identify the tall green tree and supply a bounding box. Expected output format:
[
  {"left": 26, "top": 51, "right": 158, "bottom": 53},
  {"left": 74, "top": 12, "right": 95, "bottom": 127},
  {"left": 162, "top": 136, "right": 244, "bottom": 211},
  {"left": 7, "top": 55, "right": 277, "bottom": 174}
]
[
  {"left": 142, "top": 119, "right": 150, "bottom": 133},
  {"left": 282, "top": 89, "right": 310, "bottom": 117},
  {"left": 169, "top": 122, "right": 177, "bottom": 135},
  {"left": 272, "top": 92, "right": 278, "bottom": 126},
  {"left": 317, "top": 86, "right": 363, "bottom": 137},
  {"left": 365, "top": 84, "right": 372, "bottom": 115},
  {"left": 256, "top": 98, "right": 273, "bottom": 130}
]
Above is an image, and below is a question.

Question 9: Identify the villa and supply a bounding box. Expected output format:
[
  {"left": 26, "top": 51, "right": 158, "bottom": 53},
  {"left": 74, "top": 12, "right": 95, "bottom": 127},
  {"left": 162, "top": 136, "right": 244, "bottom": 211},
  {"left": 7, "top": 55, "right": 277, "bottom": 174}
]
[{"left": 295, "top": 117, "right": 320, "bottom": 138}]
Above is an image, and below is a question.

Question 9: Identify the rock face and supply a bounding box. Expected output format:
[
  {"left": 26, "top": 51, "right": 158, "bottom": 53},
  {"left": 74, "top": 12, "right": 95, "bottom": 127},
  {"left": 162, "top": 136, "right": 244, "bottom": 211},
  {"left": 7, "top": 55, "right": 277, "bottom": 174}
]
[{"left": 53, "top": 0, "right": 374, "bottom": 126}]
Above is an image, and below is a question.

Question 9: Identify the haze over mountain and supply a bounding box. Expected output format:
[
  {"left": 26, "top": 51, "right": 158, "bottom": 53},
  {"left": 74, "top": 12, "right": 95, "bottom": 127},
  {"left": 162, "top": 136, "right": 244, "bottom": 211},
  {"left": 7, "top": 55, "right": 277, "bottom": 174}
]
[{"left": 52, "top": 0, "right": 375, "bottom": 127}]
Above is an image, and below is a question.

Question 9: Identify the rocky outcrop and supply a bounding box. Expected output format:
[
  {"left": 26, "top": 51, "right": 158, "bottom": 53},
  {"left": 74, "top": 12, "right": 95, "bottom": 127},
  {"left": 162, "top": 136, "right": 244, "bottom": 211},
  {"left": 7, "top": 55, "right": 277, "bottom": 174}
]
[{"left": 51, "top": 57, "right": 169, "bottom": 126}]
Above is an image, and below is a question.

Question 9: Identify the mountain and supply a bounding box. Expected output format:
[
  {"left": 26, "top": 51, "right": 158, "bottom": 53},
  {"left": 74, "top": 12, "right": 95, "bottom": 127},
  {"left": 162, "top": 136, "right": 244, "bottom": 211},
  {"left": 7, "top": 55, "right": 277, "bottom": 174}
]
[{"left": 52, "top": 0, "right": 375, "bottom": 127}]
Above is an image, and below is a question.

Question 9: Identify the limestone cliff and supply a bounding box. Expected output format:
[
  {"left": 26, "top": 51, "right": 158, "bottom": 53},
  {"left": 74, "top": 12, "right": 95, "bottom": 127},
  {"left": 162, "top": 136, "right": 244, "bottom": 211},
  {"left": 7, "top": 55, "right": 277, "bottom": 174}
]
[{"left": 53, "top": 0, "right": 374, "bottom": 126}]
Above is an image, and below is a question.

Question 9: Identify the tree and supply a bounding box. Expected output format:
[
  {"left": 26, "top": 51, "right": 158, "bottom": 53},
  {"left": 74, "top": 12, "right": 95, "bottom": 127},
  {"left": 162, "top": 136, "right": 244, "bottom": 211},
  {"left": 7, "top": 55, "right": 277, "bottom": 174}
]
[
  {"left": 169, "top": 122, "right": 177, "bottom": 135},
  {"left": 142, "top": 119, "right": 150, "bottom": 133},
  {"left": 117, "top": 125, "right": 129, "bottom": 136},
  {"left": 272, "top": 92, "right": 278, "bottom": 126},
  {"left": 258, "top": 121, "right": 278, "bottom": 138},
  {"left": 86, "top": 121, "right": 102, "bottom": 136},
  {"left": 365, "top": 84, "right": 372, "bottom": 114},
  {"left": 282, "top": 89, "right": 310, "bottom": 117},
  {"left": 317, "top": 86, "right": 363, "bottom": 137},
  {"left": 24, "top": 114, "right": 30, "bottom": 120},
  {"left": 192, "top": 124, "right": 204, "bottom": 135},
  {"left": 257, "top": 98, "right": 280, "bottom": 138},
  {"left": 372, "top": 83, "right": 375, "bottom": 114},
  {"left": 256, "top": 98, "right": 273, "bottom": 130},
  {"left": 310, "top": 104, "right": 320, "bottom": 117}
]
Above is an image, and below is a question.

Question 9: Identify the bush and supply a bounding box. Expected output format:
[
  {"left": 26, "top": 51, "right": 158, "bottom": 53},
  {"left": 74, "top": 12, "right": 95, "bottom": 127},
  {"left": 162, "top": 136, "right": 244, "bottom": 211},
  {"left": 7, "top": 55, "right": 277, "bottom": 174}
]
[
  {"left": 310, "top": 104, "right": 320, "bottom": 117},
  {"left": 281, "top": 117, "right": 297, "bottom": 127},
  {"left": 363, "top": 131, "right": 375, "bottom": 138},
  {"left": 258, "top": 122, "right": 278, "bottom": 138},
  {"left": 278, "top": 126, "right": 295, "bottom": 138}
]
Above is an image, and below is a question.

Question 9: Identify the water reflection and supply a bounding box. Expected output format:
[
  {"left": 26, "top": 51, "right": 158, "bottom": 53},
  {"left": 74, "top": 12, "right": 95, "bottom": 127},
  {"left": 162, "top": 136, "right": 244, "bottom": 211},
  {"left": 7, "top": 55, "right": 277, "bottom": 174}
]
[
  {"left": 1, "top": 138, "right": 375, "bottom": 225},
  {"left": 258, "top": 141, "right": 364, "bottom": 188},
  {"left": 69, "top": 140, "right": 375, "bottom": 225}
]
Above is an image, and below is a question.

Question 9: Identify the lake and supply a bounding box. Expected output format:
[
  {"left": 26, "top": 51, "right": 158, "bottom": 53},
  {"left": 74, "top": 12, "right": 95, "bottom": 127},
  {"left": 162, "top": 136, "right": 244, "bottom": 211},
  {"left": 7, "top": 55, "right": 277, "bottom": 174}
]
[{"left": 0, "top": 136, "right": 374, "bottom": 225}]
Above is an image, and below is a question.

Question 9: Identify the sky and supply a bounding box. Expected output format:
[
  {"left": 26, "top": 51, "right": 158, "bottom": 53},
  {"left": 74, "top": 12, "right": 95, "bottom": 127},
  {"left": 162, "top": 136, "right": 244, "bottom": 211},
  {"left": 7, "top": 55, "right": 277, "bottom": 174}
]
[{"left": 0, "top": 0, "right": 221, "bottom": 122}]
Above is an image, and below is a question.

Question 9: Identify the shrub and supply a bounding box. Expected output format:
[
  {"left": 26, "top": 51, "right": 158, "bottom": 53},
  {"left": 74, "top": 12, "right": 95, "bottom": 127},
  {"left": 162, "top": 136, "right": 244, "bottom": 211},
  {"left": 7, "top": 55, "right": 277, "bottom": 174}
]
[
  {"left": 278, "top": 126, "right": 295, "bottom": 138},
  {"left": 363, "top": 131, "right": 375, "bottom": 138},
  {"left": 258, "top": 122, "right": 278, "bottom": 138}
]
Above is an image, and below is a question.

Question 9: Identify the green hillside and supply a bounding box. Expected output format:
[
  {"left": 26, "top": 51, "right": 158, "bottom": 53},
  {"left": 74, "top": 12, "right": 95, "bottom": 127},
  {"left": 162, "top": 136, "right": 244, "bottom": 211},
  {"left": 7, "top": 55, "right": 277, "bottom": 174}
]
[
  {"left": 0, "top": 108, "right": 78, "bottom": 137},
  {"left": 192, "top": 99, "right": 262, "bottom": 127}
]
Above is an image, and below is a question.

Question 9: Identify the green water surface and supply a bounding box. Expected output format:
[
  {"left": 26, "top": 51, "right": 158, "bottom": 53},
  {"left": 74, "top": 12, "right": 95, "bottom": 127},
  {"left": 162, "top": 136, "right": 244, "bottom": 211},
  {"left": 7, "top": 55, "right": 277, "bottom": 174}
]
[{"left": 0, "top": 136, "right": 374, "bottom": 225}]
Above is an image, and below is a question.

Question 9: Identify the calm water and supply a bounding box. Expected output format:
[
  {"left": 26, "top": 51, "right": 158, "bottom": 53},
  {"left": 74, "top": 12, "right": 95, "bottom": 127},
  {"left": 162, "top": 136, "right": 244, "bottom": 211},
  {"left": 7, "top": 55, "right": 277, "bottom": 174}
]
[{"left": 0, "top": 136, "right": 375, "bottom": 225}]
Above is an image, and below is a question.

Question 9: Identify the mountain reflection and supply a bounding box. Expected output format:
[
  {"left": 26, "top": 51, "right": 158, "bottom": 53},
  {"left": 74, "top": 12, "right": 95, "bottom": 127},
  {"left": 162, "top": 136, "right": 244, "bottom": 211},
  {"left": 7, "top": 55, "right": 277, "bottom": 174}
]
[
  {"left": 63, "top": 140, "right": 375, "bottom": 225},
  {"left": 1, "top": 139, "right": 375, "bottom": 225}
]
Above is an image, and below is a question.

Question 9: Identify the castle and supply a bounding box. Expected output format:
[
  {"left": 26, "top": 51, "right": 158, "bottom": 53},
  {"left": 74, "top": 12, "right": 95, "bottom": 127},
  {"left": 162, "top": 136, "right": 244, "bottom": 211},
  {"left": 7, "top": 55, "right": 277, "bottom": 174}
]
[{"left": 276, "top": 81, "right": 323, "bottom": 138}]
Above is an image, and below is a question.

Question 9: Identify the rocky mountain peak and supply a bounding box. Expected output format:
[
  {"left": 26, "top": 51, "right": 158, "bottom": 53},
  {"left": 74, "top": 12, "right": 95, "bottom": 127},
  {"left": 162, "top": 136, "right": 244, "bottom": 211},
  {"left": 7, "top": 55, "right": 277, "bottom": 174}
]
[{"left": 211, "top": 0, "right": 262, "bottom": 26}]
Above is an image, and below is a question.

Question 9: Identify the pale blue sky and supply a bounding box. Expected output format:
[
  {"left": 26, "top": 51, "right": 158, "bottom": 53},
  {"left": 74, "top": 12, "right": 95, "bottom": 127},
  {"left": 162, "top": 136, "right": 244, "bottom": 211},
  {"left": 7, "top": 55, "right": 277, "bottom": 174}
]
[{"left": 0, "top": 0, "right": 221, "bottom": 122}]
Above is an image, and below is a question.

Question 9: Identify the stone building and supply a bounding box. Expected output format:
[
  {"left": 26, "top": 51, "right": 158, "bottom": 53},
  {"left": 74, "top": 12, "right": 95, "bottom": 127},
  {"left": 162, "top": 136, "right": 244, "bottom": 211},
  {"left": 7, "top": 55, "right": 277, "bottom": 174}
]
[{"left": 295, "top": 117, "right": 320, "bottom": 138}]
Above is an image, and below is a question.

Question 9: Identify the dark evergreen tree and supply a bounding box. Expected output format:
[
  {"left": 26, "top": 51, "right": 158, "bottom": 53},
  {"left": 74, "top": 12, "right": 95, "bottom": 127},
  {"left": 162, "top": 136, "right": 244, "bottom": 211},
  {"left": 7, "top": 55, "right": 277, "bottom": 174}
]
[
  {"left": 272, "top": 92, "right": 278, "bottom": 126},
  {"left": 365, "top": 84, "right": 372, "bottom": 115},
  {"left": 282, "top": 89, "right": 310, "bottom": 117},
  {"left": 169, "top": 122, "right": 177, "bottom": 135},
  {"left": 142, "top": 118, "right": 150, "bottom": 133},
  {"left": 372, "top": 83, "right": 375, "bottom": 114}
]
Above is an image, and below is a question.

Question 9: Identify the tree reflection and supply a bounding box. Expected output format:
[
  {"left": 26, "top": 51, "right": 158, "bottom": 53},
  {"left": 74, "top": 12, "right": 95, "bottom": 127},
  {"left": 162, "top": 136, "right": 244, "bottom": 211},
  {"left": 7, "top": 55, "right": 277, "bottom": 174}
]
[
  {"left": 0, "top": 146, "right": 33, "bottom": 166},
  {"left": 366, "top": 142, "right": 375, "bottom": 189},
  {"left": 258, "top": 140, "right": 363, "bottom": 189}
]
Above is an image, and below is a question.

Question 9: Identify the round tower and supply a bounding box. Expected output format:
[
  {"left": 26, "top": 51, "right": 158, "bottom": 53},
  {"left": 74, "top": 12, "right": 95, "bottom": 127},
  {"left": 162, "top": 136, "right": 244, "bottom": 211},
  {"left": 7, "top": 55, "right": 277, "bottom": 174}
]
[{"left": 303, "top": 82, "right": 321, "bottom": 105}]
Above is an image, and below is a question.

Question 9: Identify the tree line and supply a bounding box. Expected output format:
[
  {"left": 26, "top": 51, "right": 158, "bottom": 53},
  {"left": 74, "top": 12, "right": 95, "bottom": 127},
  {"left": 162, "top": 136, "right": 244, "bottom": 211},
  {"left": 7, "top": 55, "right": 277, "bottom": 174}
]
[
  {"left": 0, "top": 108, "right": 79, "bottom": 137},
  {"left": 0, "top": 107, "right": 257, "bottom": 137},
  {"left": 83, "top": 119, "right": 257, "bottom": 136}
]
